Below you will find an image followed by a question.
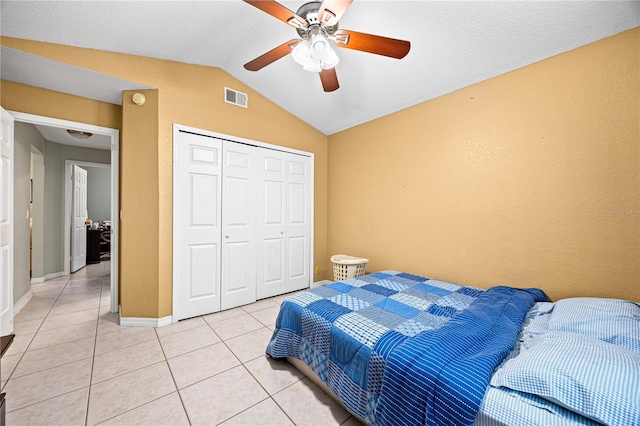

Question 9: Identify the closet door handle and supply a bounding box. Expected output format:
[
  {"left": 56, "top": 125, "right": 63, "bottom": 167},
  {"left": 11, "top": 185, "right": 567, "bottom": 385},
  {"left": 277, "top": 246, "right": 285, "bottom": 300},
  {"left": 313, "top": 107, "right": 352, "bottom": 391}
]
[
  {"left": 280, "top": 231, "right": 284, "bottom": 235},
  {"left": 225, "top": 234, "right": 230, "bottom": 238}
]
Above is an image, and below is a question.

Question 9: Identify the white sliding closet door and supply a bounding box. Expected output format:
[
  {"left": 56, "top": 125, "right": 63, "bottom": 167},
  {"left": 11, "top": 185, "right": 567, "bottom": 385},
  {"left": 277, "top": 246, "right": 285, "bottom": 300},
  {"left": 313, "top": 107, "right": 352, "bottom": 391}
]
[
  {"left": 256, "top": 151, "right": 312, "bottom": 298},
  {"left": 174, "top": 132, "right": 222, "bottom": 321},
  {"left": 256, "top": 150, "right": 287, "bottom": 299},
  {"left": 221, "top": 142, "right": 257, "bottom": 310},
  {"left": 173, "top": 125, "right": 314, "bottom": 321},
  {"left": 286, "top": 154, "right": 312, "bottom": 292}
]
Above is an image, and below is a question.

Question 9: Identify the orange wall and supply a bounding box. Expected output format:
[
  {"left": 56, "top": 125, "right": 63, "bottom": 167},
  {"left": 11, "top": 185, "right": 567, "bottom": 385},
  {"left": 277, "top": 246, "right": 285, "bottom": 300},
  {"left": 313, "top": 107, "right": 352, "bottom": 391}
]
[
  {"left": 328, "top": 28, "right": 639, "bottom": 302},
  {"left": 0, "top": 80, "right": 121, "bottom": 129},
  {"left": 1, "top": 37, "right": 329, "bottom": 318},
  {"left": 120, "top": 89, "right": 160, "bottom": 317}
]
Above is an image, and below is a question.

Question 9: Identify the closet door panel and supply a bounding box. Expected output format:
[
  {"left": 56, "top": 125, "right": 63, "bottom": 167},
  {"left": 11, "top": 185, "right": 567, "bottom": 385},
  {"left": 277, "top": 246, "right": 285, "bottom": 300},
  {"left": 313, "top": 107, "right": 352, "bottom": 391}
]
[
  {"left": 288, "top": 236, "right": 306, "bottom": 278},
  {"left": 286, "top": 155, "right": 311, "bottom": 292},
  {"left": 221, "top": 142, "right": 257, "bottom": 309},
  {"left": 189, "top": 244, "right": 218, "bottom": 297},
  {"left": 175, "top": 132, "right": 222, "bottom": 320},
  {"left": 256, "top": 150, "right": 287, "bottom": 299},
  {"left": 224, "top": 241, "right": 250, "bottom": 291}
]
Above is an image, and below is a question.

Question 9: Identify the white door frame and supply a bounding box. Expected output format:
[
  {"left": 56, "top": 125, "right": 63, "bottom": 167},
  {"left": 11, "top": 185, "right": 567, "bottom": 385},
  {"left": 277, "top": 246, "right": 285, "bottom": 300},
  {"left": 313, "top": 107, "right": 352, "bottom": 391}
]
[
  {"left": 9, "top": 112, "right": 120, "bottom": 314},
  {"left": 172, "top": 123, "right": 314, "bottom": 322},
  {"left": 1, "top": 107, "right": 15, "bottom": 335}
]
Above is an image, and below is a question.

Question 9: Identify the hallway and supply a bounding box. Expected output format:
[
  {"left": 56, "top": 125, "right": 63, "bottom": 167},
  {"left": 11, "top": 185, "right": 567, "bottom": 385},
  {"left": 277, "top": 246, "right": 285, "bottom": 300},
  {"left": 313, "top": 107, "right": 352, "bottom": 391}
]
[{"left": 1, "top": 262, "right": 361, "bottom": 425}]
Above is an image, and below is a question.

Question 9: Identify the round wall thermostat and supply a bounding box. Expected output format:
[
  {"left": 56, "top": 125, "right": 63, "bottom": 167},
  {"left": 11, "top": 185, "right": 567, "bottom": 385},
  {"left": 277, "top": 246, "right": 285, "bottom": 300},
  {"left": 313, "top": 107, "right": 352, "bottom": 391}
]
[{"left": 132, "top": 93, "right": 146, "bottom": 106}]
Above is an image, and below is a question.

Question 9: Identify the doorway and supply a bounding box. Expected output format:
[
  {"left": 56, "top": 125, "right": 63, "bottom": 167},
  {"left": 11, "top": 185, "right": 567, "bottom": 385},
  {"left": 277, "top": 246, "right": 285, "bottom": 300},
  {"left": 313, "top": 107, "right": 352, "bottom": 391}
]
[
  {"left": 9, "top": 111, "right": 120, "bottom": 314},
  {"left": 66, "top": 161, "right": 111, "bottom": 273}
]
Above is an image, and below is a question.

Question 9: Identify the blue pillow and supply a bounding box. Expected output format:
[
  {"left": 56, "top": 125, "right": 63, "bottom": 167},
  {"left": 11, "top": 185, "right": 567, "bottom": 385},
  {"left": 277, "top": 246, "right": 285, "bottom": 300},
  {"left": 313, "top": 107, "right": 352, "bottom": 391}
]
[
  {"left": 490, "top": 331, "right": 640, "bottom": 426},
  {"left": 548, "top": 297, "right": 640, "bottom": 352}
]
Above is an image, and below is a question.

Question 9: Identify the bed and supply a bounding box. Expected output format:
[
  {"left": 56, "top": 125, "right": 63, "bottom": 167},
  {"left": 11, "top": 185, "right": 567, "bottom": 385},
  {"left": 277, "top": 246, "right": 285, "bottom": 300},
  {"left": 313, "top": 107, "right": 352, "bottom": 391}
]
[{"left": 266, "top": 270, "right": 640, "bottom": 426}]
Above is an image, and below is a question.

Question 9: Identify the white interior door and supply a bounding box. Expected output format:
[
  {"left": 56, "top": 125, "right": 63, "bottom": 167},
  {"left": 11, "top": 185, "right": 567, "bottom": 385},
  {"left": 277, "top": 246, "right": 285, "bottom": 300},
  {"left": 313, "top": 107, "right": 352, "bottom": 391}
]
[
  {"left": 174, "top": 132, "right": 222, "bottom": 320},
  {"left": 256, "top": 149, "right": 287, "bottom": 299},
  {"left": 1, "top": 107, "right": 15, "bottom": 335},
  {"left": 71, "top": 165, "right": 88, "bottom": 273},
  {"left": 286, "top": 154, "right": 311, "bottom": 292},
  {"left": 221, "top": 141, "right": 257, "bottom": 310}
]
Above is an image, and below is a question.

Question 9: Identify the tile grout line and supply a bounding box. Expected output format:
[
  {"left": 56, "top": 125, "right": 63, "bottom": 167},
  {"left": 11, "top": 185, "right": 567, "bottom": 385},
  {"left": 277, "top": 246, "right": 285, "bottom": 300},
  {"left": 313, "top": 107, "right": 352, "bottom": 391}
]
[
  {"left": 85, "top": 260, "right": 108, "bottom": 426},
  {"left": 200, "top": 321, "right": 270, "bottom": 423},
  {"left": 198, "top": 326, "right": 274, "bottom": 424},
  {"left": 4, "top": 265, "right": 105, "bottom": 419},
  {"left": 154, "top": 326, "right": 194, "bottom": 425},
  {"left": 239, "top": 358, "right": 300, "bottom": 426},
  {"left": 4, "top": 387, "right": 90, "bottom": 417},
  {"left": 4, "top": 266, "right": 104, "bottom": 416},
  {"left": 199, "top": 317, "right": 302, "bottom": 425},
  {"left": 9, "top": 266, "right": 311, "bottom": 424},
  {"left": 90, "top": 334, "right": 158, "bottom": 358},
  {"left": 3, "top": 274, "right": 71, "bottom": 386},
  {"left": 8, "top": 351, "right": 96, "bottom": 382}
]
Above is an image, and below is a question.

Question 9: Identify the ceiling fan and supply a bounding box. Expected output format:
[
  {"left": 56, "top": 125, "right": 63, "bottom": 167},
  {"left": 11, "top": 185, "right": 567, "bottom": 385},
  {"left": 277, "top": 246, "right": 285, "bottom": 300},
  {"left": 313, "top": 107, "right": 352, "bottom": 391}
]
[{"left": 243, "top": 0, "right": 411, "bottom": 92}]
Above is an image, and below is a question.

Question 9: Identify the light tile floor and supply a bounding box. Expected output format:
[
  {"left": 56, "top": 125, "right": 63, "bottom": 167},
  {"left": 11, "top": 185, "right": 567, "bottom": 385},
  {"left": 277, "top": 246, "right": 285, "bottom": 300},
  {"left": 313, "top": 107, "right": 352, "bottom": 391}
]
[{"left": 2, "top": 262, "right": 364, "bottom": 425}]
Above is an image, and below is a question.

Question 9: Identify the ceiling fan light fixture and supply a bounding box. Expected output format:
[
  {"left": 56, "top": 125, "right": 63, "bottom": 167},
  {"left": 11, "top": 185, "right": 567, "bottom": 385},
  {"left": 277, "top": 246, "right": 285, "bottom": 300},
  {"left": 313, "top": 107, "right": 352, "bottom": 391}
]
[
  {"left": 293, "top": 34, "right": 339, "bottom": 72},
  {"left": 310, "top": 34, "right": 331, "bottom": 61},
  {"left": 321, "top": 48, "right": 340, "bottom": 69},
  {"left": 292, "top": 40, "right": 311, "bottom": 65},
  {"left": 303, "top": 58, "right": 322, "bottom": 72},
  {"left": 66, "top": 129, "right": 93, "bottom": 140}
]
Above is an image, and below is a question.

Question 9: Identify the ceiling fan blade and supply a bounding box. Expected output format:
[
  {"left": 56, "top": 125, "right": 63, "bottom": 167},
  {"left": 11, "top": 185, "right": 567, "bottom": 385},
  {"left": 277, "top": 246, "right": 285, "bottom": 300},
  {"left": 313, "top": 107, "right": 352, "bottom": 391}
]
[
  {"left": 319, "top": 68, "right": 339, "bottom": 92},
  {"left": 333, "top": 29, "right": 410, "bottom": 59},
  {"left": 317, "top": 0, "right": 353, "bottom": 26},
  {"left": 244, "top": 39, "right": 300, "bottom": 71},
  {"left": 243, "top": 0, "right": 307, "bottom": 29}
]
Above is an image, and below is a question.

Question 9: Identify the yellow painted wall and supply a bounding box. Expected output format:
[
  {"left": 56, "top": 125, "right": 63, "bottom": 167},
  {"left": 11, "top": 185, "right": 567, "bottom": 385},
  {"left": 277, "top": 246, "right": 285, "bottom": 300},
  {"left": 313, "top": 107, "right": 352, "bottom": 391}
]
[
  {"left": 120, "top": 89, "right": 160, "bottom": 317},
  {"left": 0, "top": 80, "right": 121, "bottom": 129},
  {"left": 328, "top": 28, "right": 639, "bottom": 302},
  {"left": 1, "top": 37, "right": 329, "bottom": 318}
]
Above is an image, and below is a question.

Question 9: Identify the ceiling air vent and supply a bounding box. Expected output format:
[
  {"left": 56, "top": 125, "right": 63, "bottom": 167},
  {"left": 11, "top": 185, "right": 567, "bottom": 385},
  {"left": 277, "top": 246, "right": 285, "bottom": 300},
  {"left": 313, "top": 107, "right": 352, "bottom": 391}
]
[{"left": 224, "top": 87, "right": 248, "bottom": 108}]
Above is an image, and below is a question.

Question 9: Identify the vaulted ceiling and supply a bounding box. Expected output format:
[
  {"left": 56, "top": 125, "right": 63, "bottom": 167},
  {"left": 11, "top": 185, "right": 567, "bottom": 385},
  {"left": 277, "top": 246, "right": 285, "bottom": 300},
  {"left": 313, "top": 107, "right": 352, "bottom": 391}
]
[{"left": 1, "top": 1, "right": 638, "bottom": 135}]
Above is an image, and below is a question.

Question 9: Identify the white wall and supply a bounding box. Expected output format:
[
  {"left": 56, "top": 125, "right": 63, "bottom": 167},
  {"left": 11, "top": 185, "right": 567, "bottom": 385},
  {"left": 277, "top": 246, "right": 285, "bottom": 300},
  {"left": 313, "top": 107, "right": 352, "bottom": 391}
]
[
  {"left": 85, "top": 166, "right": 111, "bottom": 223},
  {"left": 31, "top": 150, "right": 45, "bottom": 281},
  {"left": 13, "top": 122, "right": 45, "bottom": 302}
]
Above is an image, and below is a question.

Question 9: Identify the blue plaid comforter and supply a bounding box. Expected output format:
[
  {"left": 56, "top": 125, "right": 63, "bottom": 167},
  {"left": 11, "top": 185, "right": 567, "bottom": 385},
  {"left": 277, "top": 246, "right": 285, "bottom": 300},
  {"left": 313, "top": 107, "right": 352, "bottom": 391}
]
[{"left": 266, "top": 271, "right": 548, "bottom": 426}]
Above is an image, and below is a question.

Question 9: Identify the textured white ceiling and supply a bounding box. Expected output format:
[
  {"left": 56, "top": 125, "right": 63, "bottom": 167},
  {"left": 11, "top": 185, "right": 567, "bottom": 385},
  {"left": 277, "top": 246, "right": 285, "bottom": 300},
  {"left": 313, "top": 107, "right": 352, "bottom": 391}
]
[
  {"left": 1, "top": 1, "right": 638, "bottom": 135},
  {"left": 34, "top": 124, "right": 112, "bottom": 151},
  {"left": 1, "top": 46, "right": 152, "bottom": 105}
]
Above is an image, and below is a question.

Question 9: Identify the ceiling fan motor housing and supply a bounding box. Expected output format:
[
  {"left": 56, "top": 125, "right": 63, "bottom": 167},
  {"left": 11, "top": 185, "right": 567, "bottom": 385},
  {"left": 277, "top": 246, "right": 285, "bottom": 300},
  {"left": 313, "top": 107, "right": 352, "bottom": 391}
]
[{"left": 295, "top": 1, "right": 338, "bottom": 39}]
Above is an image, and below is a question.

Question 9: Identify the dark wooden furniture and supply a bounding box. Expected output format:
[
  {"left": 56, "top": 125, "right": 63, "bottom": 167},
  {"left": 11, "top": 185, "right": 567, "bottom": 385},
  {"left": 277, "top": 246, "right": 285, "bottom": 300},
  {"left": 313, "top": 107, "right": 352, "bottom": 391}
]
[
  {"left": 0, "top": 335, "right": 14, "bottom": 357},
  {"left": 87, "top": 228, "right": 102, "bottom": 264}
]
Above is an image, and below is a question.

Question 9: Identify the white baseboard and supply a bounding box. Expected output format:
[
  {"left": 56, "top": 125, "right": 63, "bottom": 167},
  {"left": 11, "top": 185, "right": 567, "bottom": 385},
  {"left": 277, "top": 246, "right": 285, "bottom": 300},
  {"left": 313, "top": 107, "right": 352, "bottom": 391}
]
[
  {"left": 312, "top": 279, "right": 333, "bottom": 288},
  {"left": 120, "top": 313, "right": 173, "bottom": 328},
  {"left": 31, "top": 271, "right": 64, "bottom": 284},
  {"left": 46, "top": 271, "right": 64, "bottom": 280},
  {"left": 13, "top": 290, "right": 33, "bottom": 314}
]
